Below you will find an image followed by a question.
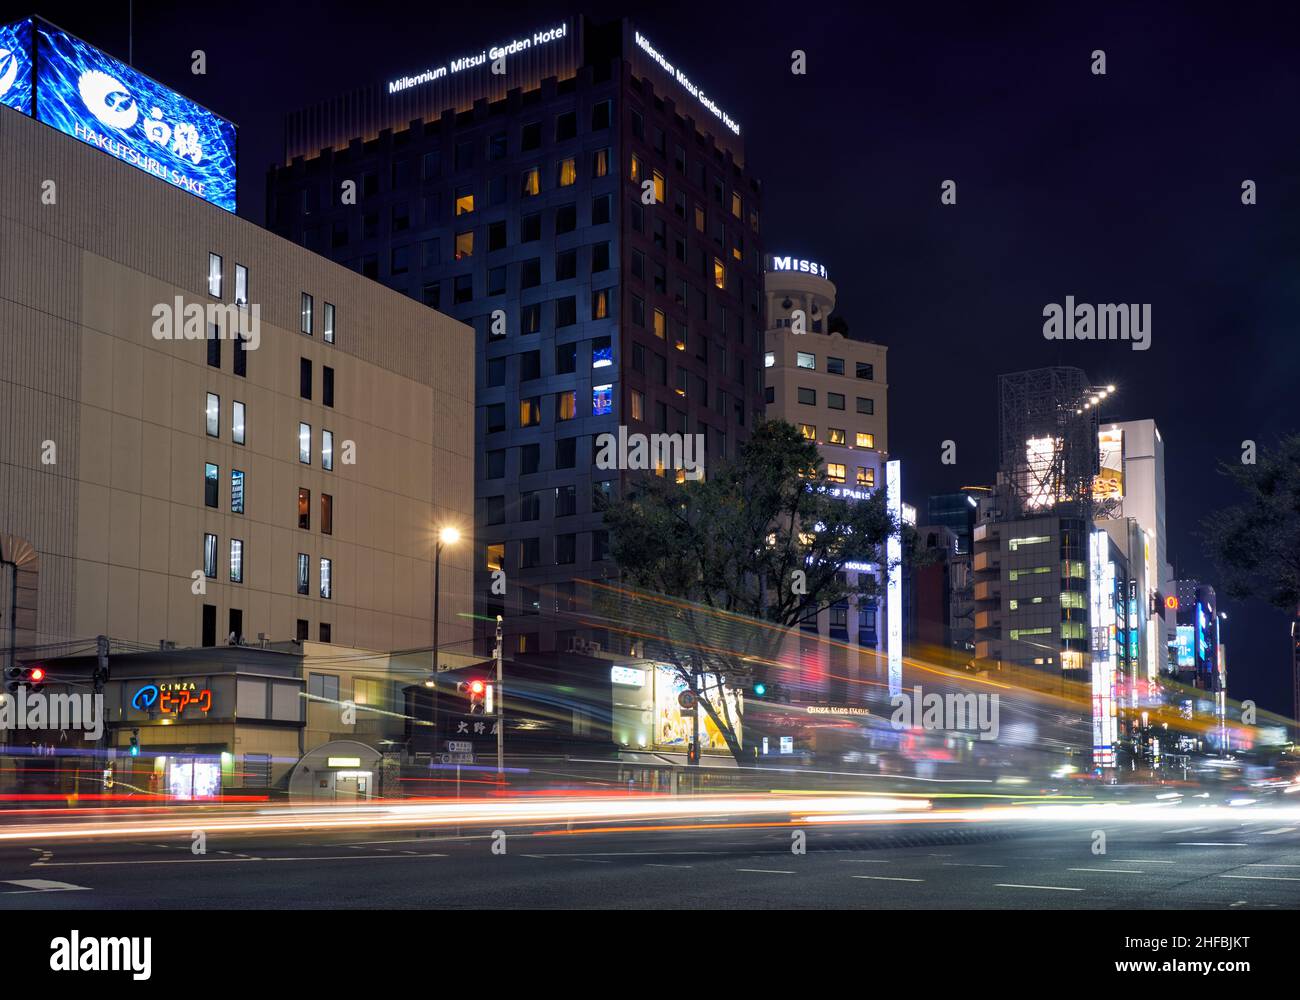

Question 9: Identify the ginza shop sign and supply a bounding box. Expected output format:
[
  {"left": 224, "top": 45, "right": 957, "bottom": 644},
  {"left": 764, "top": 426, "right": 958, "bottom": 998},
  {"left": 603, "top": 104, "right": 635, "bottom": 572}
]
[{"left": 388, "top": 23, "right": 569, "bottom": 94}]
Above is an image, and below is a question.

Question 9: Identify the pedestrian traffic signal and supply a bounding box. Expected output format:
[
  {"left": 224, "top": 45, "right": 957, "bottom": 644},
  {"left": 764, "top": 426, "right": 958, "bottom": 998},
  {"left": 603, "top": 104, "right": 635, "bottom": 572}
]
[
  {"left": 687, "top": 741, "right": 699, "bottom": 765},
  {"left": 752, "top": 682, "right": 766, "bottom": 697},
  {"left": 129, "top": 733, "right": 140, "bottom": 757}
]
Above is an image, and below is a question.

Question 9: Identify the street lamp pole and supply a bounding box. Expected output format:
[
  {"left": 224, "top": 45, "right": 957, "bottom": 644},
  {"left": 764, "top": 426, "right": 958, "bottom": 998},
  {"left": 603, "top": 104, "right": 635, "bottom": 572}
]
[
  {"left": 494, "top": 614, "right": 504, "bottom": 783},
  {"left": 431, "top": 527, "right": 461, "bottom": 680}
]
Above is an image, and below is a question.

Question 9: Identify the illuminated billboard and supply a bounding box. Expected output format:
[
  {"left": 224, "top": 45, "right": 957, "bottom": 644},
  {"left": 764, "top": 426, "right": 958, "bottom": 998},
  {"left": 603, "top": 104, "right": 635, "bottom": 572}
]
[
  {"left": 1175, "top": 625, "right": 1195, "bottom": 668},
  {"left": 1094, "top": 427, "right": 1124, "bottom": 500},
  {"left": 0, "top": 18, "right": 33, "bottom": 115},
  {"left": 34, "top": 22, "right": 236, "bottom": 211}
]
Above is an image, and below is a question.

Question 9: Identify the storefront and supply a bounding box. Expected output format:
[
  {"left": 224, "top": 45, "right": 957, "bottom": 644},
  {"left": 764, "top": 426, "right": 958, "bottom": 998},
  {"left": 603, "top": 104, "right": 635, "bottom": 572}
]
[{"left": 611, "top": 661, "right": 744, "bottom": 758}]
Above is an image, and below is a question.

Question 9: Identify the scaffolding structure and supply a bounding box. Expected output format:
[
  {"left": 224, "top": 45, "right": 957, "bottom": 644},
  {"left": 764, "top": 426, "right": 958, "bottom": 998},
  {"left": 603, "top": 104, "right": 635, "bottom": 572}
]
[{"left": 997, "top": 367, "right": 1102, "bottom": 521}]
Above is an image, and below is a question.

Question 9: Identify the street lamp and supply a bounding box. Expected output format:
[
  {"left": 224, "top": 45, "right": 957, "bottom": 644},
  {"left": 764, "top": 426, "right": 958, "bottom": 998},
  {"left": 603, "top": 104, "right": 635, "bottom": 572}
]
[{"left": 432, "top": 526, "right": 461, "bottom": 679}]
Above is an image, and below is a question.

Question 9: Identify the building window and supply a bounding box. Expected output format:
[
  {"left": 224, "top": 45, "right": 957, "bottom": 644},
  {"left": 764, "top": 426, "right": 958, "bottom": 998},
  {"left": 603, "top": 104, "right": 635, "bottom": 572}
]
[
  {"left": 323, "top": 367, "right": 334, "bottom": 408},
  {"left": 653, "top": 308, "right": 666, "bottom": 339},
  {"left": 592, "top": 384, "right": 613, "bottom": 416},
  {"left": 592, "top": 147, "right": 610, "bottom": 177},
  {"left": 653, "top": 170, "right": 666, "bottom": 205},
  {"left": 857, "top": 467, "right": 874, "bottom": 487},
  {"left": 207, "top": 322, "right": 221, "bottom": 368},
  {"left": 199, "top": 534, "right": 218, "bottom": 581},
  {"left": 556, "top": 437, "right": 576, "bottom": 469},
  {"left": 828, "top": 392, "right": 845, "bottom": 410},
  {"left": 555, "top": 484, "right": 577, "bottom": 517},
  {"left": 796, "top": 352, "right": 815, "bottom": 370},
  {"left": 764, "top": 351, "right": 775, "bottom": 368},
  {"left": 828, "top": 427, "right": 846, "bottom": 445},
  {"left": 827, "top": 356, "right": 844, "bottom": 375},
  {"left": 521, "top": 166, "right": 540, "bottom": 197},
  {"left": 454, "top": 186, "right": 474, "bottom": 215},
  {"left": 556, "top": 533, "right": 576, "bottom": 565},
  {"left": 298, "top": 487, "right": 311, "bottom": 530},
  {"left": 296, "top": 553, "right": 310, "bottom": 595},
  {"left": 319, "top": 623, "right": 331, "bottom": 643},
  {"left": 519, "top": 398, "right": 541, "bottom": 427},
  {"left": 556, "top": 297, "right": 577, "bottom": 327},
  {"left": 300, "top": 292, "right": 313, "bottom": 335},
  {"left": 797, "top": 387, "right": 816, "bottom": 406},
  {"left": 232, "top": 401, "right": 246, "bottom": 445},
  {"left": 856, "top": 397, "right": 874, "bottom": 415},
  {"left": 455, "top": 230, "right": 474, "bottom": 259},
  {"left": 592, "top": 288, "right": 609, "bottom": 320},
  {"left": 520, "top": 538, "right": 540, "bottom": 569},
  {"left": 323, "top": 302, "right": 335, "bottom": 344},
  {"left": 557, "top": 391, "right": 577, "bottom": 421},
  {"left": 856, "top": 432, "right": 875, "bottom": 449},
  {"left": 322, "top": 429, "right": 334, "bottom": 471},
  {"left": 204, "top": 463, "right": 219, "bottom": 508},
  {"left": 296, "top": 619, "right": 309, "bottom": 642},
  {"left": 300, "top": 358, "right": 312, "bottom": 400},
  {"left": 827, "top": 463, "right": 847, "bottom": 483},
  {"left": 207, "top": 253, "right": 223, "bottom": 297},
  {"left": 234, "top": 334, "right": 247, "bottom": 377},
  {"left": 206, "top": 393, "right": 220, "bottom": 437},
  {"left": 320, "top": 558, "right": 332, "bottom": 600},
  {"left": 631, "top": 389, "right": 645, "bottom": 422},
  {"left": 519, "top": 490, "right": 541, "bottom": 521},
  {"left": 299, "top": 422, "right": 311, "bottom": 464},
  {"left": 856, "top": 362, "right": 874, "bottom": 380},
  {"left": 592, "top": 99, "right": 611, "bottom": 130},
  {"left": 713, "top": 257, "right": 726, "bottom": 290},
  {"left": 799, "top": 423, "right": 816, "bottom": 440},
  {"left": 231, "top": 469, "right": 245, "bottom": 513},
  {"left": 558, "top": 157, "right": 577, "bottom": 187},
  {"left": 1008, "top": 535, "right": 1052, "bottom": 551},
  {"left": 230, "top": 539, "right": 243, "bottom": 583}
]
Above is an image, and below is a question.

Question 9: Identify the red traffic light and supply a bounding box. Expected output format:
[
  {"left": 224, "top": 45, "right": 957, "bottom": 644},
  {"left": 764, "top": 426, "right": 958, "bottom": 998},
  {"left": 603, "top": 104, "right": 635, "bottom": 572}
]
[
  {"left": 29, "top": 667, "right": 45, "bottom": 683},
  {"left": 468, "top": 680, "right": 485, "bottom": 695}
]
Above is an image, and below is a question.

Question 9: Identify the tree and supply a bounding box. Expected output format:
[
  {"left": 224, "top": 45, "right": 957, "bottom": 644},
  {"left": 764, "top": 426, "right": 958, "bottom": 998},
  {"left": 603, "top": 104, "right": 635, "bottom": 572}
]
[
  {"left": 599, "top": 419, "right": 899, "bottom": 762},
  {"left": 1202, "top": 433, "right": 1300, "bottom": 615}
]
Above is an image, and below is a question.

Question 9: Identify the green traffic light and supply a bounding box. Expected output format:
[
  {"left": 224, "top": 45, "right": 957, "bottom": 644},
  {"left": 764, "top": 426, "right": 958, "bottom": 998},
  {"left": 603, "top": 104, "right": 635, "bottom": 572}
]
[{"left": 753, "top": 683, "right": 766, "bottom": 697}]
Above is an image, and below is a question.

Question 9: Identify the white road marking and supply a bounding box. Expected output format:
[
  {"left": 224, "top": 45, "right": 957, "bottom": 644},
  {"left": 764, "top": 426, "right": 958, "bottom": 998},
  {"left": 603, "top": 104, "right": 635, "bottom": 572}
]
[
  {"left": 1068, "top": 867, "right": 1144, "bottom": 874},
  {"left": 995, "top": 883, "right": 1083, "bottom": 892},
  {"left": 645, "top": 863, "right": 694, "bottom": 869},
  {"left": 942, "top": 862, "right": 1005, "bottom": 868},
  {"left": 737, "top": 868, "right": 795, "bottom": 874},
  {"left": 1258, "top": 827, "right": 1297, "bottom": 836},
  {"left": 852, "top": 875, "right": 924, "bottom": 882},
  {"left": 1247, "top": 863, "right": 1300, "bottom": 868},
  {"left": 3, "top": 879, "right": 91, "bottom": 892},
  {"left": 570, "top": 858, "right": 611, "bottom": 864},
  {"left": 1164, "top": 826, "right": 1209, "bottom": 834},
  {"left": 1112, "top": 859, "right": 1175, "bottom": 864},
  {"left": 37, "top": 853, "right": 448, "bottom": 867},
  {"left": 843, "top": 859, "right": 891, "bottom": 864},
  {"left": 1176, "top": 842, "right": 1247, "bottom": 847},
  {"left": 1221, "top": 874, "right": 1300, "bottom": 882}
]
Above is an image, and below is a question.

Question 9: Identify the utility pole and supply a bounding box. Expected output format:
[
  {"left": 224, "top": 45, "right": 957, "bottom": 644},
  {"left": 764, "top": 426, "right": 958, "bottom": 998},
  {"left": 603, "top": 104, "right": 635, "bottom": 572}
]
[
  {"left": 494, "top": 615, "right": 504, "bottom": 783},
  {"left": 95, "top": 635, "right": 110, "bottom": 755}
]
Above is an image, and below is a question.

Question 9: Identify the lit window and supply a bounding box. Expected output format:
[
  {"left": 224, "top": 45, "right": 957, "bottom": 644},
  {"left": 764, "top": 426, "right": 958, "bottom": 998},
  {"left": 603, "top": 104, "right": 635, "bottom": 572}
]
[
  {"left": 1009, "top": 535, "right": 1051, "bottom": 551},
  {"left": 486, "top": 543, "right": 505, "bottom": 572},
  {"left": 204, "top": 533, "right": 218, "bottom": 578},
  {"left": 856, "top": 432, "right": 875, "bottom": 448},
  {"left": 297, "top": 553, "right": 309, "bottom": 595},
  {"left": 300, "top": 292, "right": 313, "bottom": 334},
  {"left": 653, "top": 308, "right": 666, "bottom": 339},
  {"left": 827, "top": 463, "right": 846, "bottom": 483},
  {"left": 299, "top": 422, "right": 311, "bottom": 464},
  {"left": 521, "top": 167, "right": 540, "bottom": 197},
  {"left": 799, "top": 423, "right": 816, "bottom": 440},
  {"left": 653, "top": 170, "right": 665, "bottom": 205},
  {"left": 234, "top": 263, "right": 247, "bottom": 306},
  {"left": 298, "top": 487, "right": 311, "bottom": 530},
  {"left": 231, "top": 470, "right": 244, "bottom": 513},
  {"left": 713, "top": 257, "right": 725, "bottom": 290},
  {"left": 796, "top": 352, "right": 815, "bottom": 370},
  {"left": 828, "top": 428, "right": 846, "bottom": 445},
  {"left": 592, "top": 148, "right": 610, "bottom": 177},
  {"left": 1060, "top": 591, "right": 1086, "bottom": 609},
  {"left": 631, "top": 389, "right": 644, "bottom": 422},
  {"left": 557, "top": 391, "right": 577, "bottom": 421},
  {"left": 592, "top": 384, "right": 613, "bottom": 416},
  {"left": 558, "top": 158, "right": 577, "bottom": 187},
  {"left": 206, "top": 393, "right": 220, "bottom": 437},
  {"left": 454, "top": 230, "right": 474, "bottom": 259},
  {"left": 323, "top": 302, "right": 335, "bottom": 344},
  {"left": 519, "top": 398, "right": 541, "bottom": 427},
  {"left": 232, "top": 401, "right": 245, "bottom": 444},
  {"left": 591, "top": 288, "right": 609, "bottom": 319},
  {"left": 857, "top": 467, "right": 874, "bottom": 487},
  {"left": 630, "top": 154, "right": 642, "bottom": 182},
  {"left": 208, "top": 253, "right": 223, "bottom": 297},
  {"left": 731, "top": 191, "right": 742, "bottom": 218},
  {"left": 454, "top": 187, "right": 474, "bottom": 215},
  {"left": 320, "top": 558, "right": 332, "bottom": 600},
  {"left": 764, "top": 352, "right": 774, "bottom": 368},
  {"left": 230, "top": 539, "right": 243, "bottom": 583},
  {"left": 322, "top": 429, "right": 334, "bottom": 471},
  {"left": 204, "top": 463, "right": 219, "bottom": 508},
  {"left": 592, "top": 336, "right": 613, "bottom": 368}
]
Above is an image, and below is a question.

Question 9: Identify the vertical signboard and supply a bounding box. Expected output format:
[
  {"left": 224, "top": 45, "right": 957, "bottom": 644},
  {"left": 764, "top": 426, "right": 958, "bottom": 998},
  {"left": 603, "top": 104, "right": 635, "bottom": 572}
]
[
  {"left": 34, "top": 22, "right": 237, "bottom": 211},
  {"left": 1089, "top": 530, "right": 1116, "bottom": 768},
  {"left": 886, "top": 460, "right": 902, "bottom": 697}
]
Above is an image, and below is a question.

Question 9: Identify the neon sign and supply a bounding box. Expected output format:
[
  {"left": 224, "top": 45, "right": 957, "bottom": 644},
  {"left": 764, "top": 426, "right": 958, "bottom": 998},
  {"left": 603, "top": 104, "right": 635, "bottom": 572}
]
[
  {"left": 770, "top": 256, "right": 828, "bottom": 280},
  {"left": 131, "top": 681, "right": 212, "bottom": 715}
]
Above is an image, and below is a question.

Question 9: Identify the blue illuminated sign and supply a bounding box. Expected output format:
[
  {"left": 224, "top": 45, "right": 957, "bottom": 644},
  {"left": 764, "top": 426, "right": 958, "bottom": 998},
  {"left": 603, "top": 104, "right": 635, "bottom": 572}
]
[
  {"left": 34, "top": 23, "right": 236, "bottom": 211},
  {"left": 0, "top": 19, "right": 33, "bottom": 115},
  {"left": 131, "top": 684, "right": 159, "bottom": 711},
  {"left": 1175, "top": 625, "right": 1194, "bottom": 668},
  {"left": 592, "top": 384, "right": 613, "bottom": 416}
]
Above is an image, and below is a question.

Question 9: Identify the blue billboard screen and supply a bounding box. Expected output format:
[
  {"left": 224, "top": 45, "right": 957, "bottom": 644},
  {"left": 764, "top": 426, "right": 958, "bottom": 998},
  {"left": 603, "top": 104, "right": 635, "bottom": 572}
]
[
  {"left": 0, "top": 19, "right": 33, "bottom": 115},
  {"left": 34, "top": 23, "right": 236, "bottom": 211}
]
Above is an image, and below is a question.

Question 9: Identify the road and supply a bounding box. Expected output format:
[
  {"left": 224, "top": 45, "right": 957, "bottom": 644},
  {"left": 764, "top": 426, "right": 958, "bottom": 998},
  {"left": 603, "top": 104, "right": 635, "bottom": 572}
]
[{"left": 1, "top": 809, "right": 1297, "bottom": 908}]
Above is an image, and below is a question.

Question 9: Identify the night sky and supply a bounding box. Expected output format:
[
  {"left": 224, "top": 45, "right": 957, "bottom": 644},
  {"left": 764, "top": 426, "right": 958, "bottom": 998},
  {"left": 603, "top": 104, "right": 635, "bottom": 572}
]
[{"left": 9, "top": 1, "right": 1298, "bottom": 715}]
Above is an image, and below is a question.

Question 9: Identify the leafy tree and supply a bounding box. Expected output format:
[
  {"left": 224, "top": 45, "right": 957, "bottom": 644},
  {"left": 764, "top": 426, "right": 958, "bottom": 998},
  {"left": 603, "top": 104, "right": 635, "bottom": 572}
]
[
  {"left": 599, "top": 420, "right": 899, "bottom": 762},
  {"left": 1202, "top": 433, "right": 1300, "bottom": 614}
]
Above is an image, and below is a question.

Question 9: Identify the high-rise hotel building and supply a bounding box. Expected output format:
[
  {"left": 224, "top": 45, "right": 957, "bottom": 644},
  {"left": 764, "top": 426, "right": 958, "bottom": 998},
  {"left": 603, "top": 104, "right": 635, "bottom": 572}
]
[
  {"left": 0, "top": 19, "right": 473, "bottom": 661},
  {"left": 267, "top": 17, "right": 766, "bottom": 655}
]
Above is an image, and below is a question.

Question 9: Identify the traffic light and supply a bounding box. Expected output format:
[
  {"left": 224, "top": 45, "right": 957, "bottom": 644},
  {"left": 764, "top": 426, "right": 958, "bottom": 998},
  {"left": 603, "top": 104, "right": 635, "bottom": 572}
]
[
  {"left": 129, "top": 729, "right": 140, "bottom": 757},
  {"left": 687, "top": 741, "right": 699, "bottom": 765},
  {"left": 457, "top": 679, "right": 488, "bottom": 715},
  {"left": 5, "top": 665, "right": 45, "bottom": 694},
  {"left": 28, "top": 666, "right": 44, "bottom": 691},
  {"left": 752, "top": 682, "right": 767, "bottom": 698}
]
